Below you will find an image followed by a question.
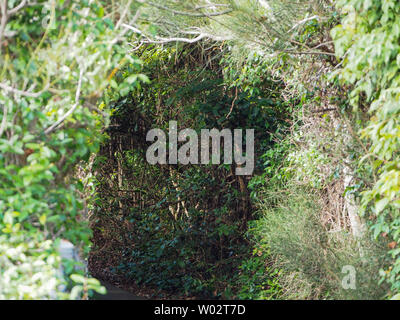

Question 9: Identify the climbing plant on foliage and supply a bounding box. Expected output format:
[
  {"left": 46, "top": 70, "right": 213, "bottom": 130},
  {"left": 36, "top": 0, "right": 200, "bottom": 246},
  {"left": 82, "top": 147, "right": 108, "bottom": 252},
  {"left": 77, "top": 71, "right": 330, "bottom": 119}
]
[{"left": 332, "top": 0, "right": 400, "bottom": 294}]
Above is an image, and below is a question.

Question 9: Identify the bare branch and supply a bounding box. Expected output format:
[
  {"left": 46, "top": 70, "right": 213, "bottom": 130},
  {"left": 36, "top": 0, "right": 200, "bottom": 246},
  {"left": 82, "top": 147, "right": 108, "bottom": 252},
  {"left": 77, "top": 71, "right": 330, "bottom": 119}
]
[
  {"left": 311, "top": 41, "right": 334, "bottom": 50},
  {"left": 110, "top": 8, "right": 141, "bottom": 45},
  {"left": 194, "top": 4, "right": 230, "bottom": 10},
  {"left": 0, "top": 0, "right": 8, "bottom": 48},
  {"left": 0, "top": 81, "right": 50, "bottom": 98},
  {"left": 145, "top": 33, "right": 208, "bottom": 44},
  {"left": 313, "top": 108, "right": 337, "bottom": 113},
  {"left": 127, "top": 41, "right": 144, "bottom": 52},
  {"left": 8, "top": 0, "right": 27, "bottom": 16},
  {"left": 0, "top": 102, "right": 7, "bottom": 138},
  {"left": 145, "top": 1, "right": 232, "bottom": 17},
  {"left": 121, "top": 23, "right": 143, "bottom": 35},
  {"left": 122, "top": 23, "right": 231, "bottom": 44},
  {"left": 115, "top": 0, "right": 132, "bottom": 30},
  {"left": 289, "top": 15, "right": 322, "bottom": 32},
  {"left": 283, "top": 49, "right": 336, "bottom": 57},
  {"left": 44, "top": 70, "right": 84, "bottom": 135}
]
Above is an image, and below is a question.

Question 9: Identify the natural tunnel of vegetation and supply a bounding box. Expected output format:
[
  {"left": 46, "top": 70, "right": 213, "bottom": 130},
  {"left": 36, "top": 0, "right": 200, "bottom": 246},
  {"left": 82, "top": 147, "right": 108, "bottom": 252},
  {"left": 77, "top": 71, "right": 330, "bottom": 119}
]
[
  {"left": 2, "top": 0, "right": 397, "bottom": 301},
  {"left": 87, "top": 45, "right": 287, "bottom": 297}
]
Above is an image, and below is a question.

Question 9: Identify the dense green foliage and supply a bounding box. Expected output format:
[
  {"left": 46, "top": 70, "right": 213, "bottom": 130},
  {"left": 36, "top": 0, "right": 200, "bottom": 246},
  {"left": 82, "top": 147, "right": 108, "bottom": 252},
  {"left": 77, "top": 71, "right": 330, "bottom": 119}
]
[
  {"left": 332, "top": 0, "right": 400, "bottom": 293},
  {"left": 0, "top": 0, "right": 140, "bottom": 299},
  {"left": 1, "top": 0, "right": 400, "bottom": 300},
  {"left": 89, "top": 45, "right": 290, "bottom": 297}
]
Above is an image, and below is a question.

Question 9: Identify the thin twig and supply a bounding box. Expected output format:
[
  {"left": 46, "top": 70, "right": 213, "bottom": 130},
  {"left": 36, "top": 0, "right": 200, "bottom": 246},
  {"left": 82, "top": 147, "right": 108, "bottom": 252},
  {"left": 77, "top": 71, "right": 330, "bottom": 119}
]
[
  {"left": 282, "top": 49, "right": 336, "bottom": 57},
  {"left": 0, "top": 102, "right": 7, "bottom": 138},
  {"left": 115, "top": 0, "right": 132, "bottom": 30},
  {"left": 312, "top": 41, "right": 334, "bottom": 50},
  {"left": 0, "top": 0, "right": 8, "bottom": 49},
  {"left": 122, "top": 23, "right": 231, "bottom": 44},
  {"left": 0, "top": 81, "right": 49, "bottom": 97},
  {"left": 145, "top": 1, "right": 232, "bottom": 17},
  {"left": 226, "top": 87, "right": 238, "bottom": 119},
  {"left": 127, "top": 41, "right": 144, "bottom": 52},
  {"left": 110, "top": 8, "right": 141, "bottom": 45},
  {"left": 8, "top": 0, "right": 27, "bottom": 15},
  {"left": 313, "top": 108, "right": 337, "bottom": 113},
  {"left": 289, "top": 15, "right": 321, "bottom": 32},
  {"left": 44, "top": 69, "right": 84, "bottom": 135}
]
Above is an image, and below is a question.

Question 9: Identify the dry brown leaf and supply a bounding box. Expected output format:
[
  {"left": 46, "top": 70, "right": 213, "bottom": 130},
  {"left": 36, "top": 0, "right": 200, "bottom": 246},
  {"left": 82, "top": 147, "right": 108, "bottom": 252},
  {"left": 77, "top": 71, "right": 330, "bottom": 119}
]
[{"left": 388, "top": 241, "right": 397, "bottom": 249}]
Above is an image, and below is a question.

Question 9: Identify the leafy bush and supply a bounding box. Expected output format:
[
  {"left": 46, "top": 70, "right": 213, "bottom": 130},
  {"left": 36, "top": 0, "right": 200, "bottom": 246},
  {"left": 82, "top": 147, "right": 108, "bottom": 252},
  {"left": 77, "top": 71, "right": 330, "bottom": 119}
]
[
  {"left": 0, "top": 235, "right": 60, "bottom": 299},
  {"left": 235, "top": 243, "right": 282, "bottom": 300},
  {"left": 0, "top": 0, "right": 141, "bottom": 299}
]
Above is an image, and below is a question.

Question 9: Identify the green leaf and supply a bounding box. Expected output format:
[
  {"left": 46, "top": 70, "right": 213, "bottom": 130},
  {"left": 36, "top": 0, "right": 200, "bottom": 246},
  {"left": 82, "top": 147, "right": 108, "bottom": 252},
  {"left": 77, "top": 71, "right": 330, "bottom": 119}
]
[
  {"left": 70, "top": 274, "right": 86, "bottom": 284},
  {"left": 375, "top": 198, "right": 389, "bottom": 214}
]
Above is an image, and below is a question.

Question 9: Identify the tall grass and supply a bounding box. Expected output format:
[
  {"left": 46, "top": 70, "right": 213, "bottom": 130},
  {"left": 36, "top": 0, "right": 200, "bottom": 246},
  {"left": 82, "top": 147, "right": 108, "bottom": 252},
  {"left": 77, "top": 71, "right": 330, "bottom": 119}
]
[{"left": 250, "top": 187, "right": 390, "bottom": 300}]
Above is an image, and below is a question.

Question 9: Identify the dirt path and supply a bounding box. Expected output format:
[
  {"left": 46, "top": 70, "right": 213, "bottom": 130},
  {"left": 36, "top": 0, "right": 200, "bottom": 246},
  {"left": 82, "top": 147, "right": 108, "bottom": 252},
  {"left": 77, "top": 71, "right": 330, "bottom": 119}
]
[{"left": 92, "top": 281, "right": 146, "bottom": 300}]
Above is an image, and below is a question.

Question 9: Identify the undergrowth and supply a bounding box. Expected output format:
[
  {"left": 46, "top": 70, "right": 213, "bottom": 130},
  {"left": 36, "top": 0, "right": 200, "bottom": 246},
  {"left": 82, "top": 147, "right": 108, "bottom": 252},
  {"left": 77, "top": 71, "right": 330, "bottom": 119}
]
[{"left": 240, "top": 186, "right": 390, "bottom": 300}]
